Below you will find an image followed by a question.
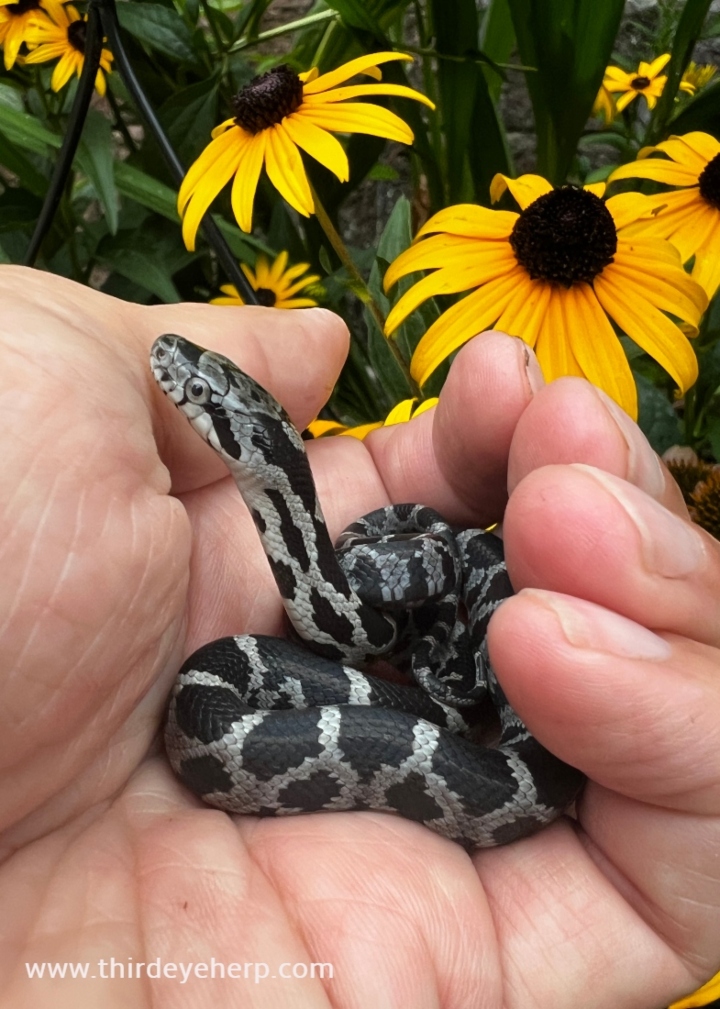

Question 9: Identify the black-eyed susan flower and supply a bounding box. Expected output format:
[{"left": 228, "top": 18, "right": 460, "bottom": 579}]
[
  {"left": 680, "top": 61, "right": 717, "bottom": 95},
  {"left": 210, "top": 251, "right": 320, "bottom": 309},
  {"left": 609, "top": 132, "right": 720, "bottom": 299},
  {"left": 178, "top": 53, "right": 434, "bottom": 250},
  {"left": 307, "top": 397, "right": 437, "bottom": 440},
  {"left": 603, "top": 54, "right": 672, "bottom": 112},
  {"left": 383, "top": 174, "right": 708, "bottom": 419},
  {"left": 0, "top": 0, "right": 59, "bottom": 69},
  {"left": 24, "top": 2, "right": 112, "bottom": 97}
]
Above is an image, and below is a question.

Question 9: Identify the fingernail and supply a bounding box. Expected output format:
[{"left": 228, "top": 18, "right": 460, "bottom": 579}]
[
  {"left": 518, "top": 340, "right": 545, "bottom": 395},
  {"left": 572, "top": 464, "right": 706, "bottom": 578},
  {"left": 592, "top": 387, "right": 666, "bottom": 499},
  {"left": 523, "top": 589, "right": 672, "bottom": 660}
]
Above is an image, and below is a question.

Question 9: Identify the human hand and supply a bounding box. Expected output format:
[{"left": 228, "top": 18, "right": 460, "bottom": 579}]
[{"left": 1, "top": 264, "right": 717, "bottom": 1008}]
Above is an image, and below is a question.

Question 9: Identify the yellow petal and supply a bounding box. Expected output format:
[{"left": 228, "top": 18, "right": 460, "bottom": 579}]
[
  {"left": 276, "top": 297, "right": 318, "bottom": 309},
  {"left": 615, "top": 90, "right": 638, "bottom": 112},
  {"left": 603, "top": 65, "right": 633, "bottom": 85},
  {"left": 303, "top": 52, "right": 412, "bottom": 95},
  {"left": 51, "top": 50, "right": 78, "bottom": 91},
  {"left": 341, "top": 421, "right": 384, "bottom": 439},
  {"left": 610, "top": 158, "right": 699, "bottom": 187},
  {"left": 384, "top": 234, "right": 507, "bottom": 290},
  {"left": 283, "top": 112, "right": 349, "bottom": 182},
  {"left": 265, "top": 123, "right": 314, "bottom": 217},
  {"left": 385, "top": 244, "right": 518, "bottom": 335},
  {"left": 178, "top": 127, "right": 247, "bottom": 215},
  {"left": 410, "top": 267, "right": 527, "bottom": 385},
  {"left": 645, "top": 53, "right": 671, "bottom": 78},
  {"left": 384, "top": 399, "right": 416, "bottom": 424},
  {"left": 608, "top": 189, "right": 689, "bottom": 231},
  {"left": 307, "top": 419, "right": 347, "bottom": 437},
  {"left": 640, "top": 136, "right": 707, "bottom": 174},
  {"left": 413, "top": 397, "right": 438, "bottom": 417},
  {"left": 584, "top": 182, "right": 606, "bottom": 198},
  {"left": 691, "top": 216, "right": 720, "bottom": 299},
  {"left": 677, "top": 131, "right": 720, "bottom": 165},
  {"left": 534, "top": 287, "right": 585, "bottom": 383},
  {"left": 268, "top": 250, "right": 289, "bottom": 283},
  {"left": 94, "top": 68, "right": 106, "bottom": 97},
  {"left": 181, "top": 140, "right": 245, "bottom": 251},
  {"left": 609, "top": 251, "right": 708, "bottom": 326},
  {"left": 493, "top": 275, "right": 553, "bottom": 349},
  {"left": 416, "top": 204, "right": 517, "bottom": 241},
  {"left": 594, "top": 268, "right": 698, "bottom": 394},
  {"left": 490, "top": 173, "right": 553, "bottom": 210},
  {"left": 567, "top": 283, "right": 638, "bottom": 418},
  {"left": 211, "top": 118, "right": 236, "bottom": 140},
  {"left": 230, "top": 132, "right": 266, "bottom": 233},
  {"left": 300, "top": 102, "right": 414, "bottom": 144},
  {"left": 303, "top": 82, "right": 434, "bottom": 109}
]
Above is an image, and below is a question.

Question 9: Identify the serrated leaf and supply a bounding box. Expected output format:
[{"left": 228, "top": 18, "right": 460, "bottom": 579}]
[
  {"left": 116, "top": 1, "right": 195, "bottom": 61},
  {"left": 76, "top": 110, "right": 118, "bottom": 235},
  {"left": 636, "top": 373, "right": 682, "bottom": 454}
]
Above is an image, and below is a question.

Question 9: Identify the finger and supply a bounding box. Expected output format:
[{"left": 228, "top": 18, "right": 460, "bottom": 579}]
[
  {"left": 507, "top": 378, "right": 688, "bottom": 515},
  {"left": 487, "top": 591, "right": 720, "bottom": 968},
  {"left": 134, "top": 302, "right": 349, "bottom": 493},
  {"left": 365, "top": 331, "right": 545, "bottom": 526},
  {"left": 503, "top": 464, "right": 719, "bottom": 646}
]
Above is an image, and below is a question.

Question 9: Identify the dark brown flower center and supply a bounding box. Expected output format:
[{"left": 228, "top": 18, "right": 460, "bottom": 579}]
[
  {"left": 631, "top": 75, "right": 651, "bottom": 90},
  {"left": 255, "top": 287, "right": 277, "bottom": 307},
  {"left": 5, "top": 0, "right": 41, "bottom": 15},
  {"left": 698, "top": 152, "right": 720, "bottom": 210},
  {"left": 232, "top": 65, "right": 303, "bottom": 135},
  {"left": 67, "top": 18, "right": 86, "bottom": 53},
  {"left": 509, "top": 186, "right": 617, "bottom": 287}
]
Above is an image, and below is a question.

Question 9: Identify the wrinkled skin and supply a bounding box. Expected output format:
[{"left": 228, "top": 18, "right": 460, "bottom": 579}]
[{"left": 0, "top": 264, "right": 718, "bottom": 1009}]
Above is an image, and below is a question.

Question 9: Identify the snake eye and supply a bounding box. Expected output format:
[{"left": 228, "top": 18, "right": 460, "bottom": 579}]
[{"left": 185, "top": 377, "right": 211, "bottom": 404}]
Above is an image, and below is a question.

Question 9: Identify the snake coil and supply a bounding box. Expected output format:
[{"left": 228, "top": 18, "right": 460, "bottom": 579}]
[{"left": 151, "top": 334, "right": 583, "bottom": 849}]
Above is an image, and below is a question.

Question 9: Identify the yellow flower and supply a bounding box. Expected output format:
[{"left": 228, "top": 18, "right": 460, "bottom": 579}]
[
  {"left": 307, "top": 397, "right": 438, "bottom": 440},
  {"left": 603, "top": 54, "right": 670, "bottom": 112},
  {"left": 383, "top": 174, "right": 708, "bottom": 420},
  {"left": 592, "top": 84, "right": 616, "bottom": 125},
  {"left": 680, "top": 61, "right": 717, "bottom": 95},
  {"left": 24, "top": 2, "right": 112, "bottom": 96},
  {"left": 0, "top": 0, "right": 61, "bottom": 69},
  {"left": 210, "top": 251, "right": 320, "bottom": 309},
  {"left": 609, "top": 132, "right": 720, "bottom": 299},
  {"left": 669, "top": 970, "right": 720, "bottom": 1009},
  {"left": 178, "top": 53, "right": 434, "bottom": 250}
]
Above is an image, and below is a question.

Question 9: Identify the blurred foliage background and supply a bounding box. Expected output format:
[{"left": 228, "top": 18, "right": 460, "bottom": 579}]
[{"left": 1, "top": 0, "right": 720, "bottom": 479}]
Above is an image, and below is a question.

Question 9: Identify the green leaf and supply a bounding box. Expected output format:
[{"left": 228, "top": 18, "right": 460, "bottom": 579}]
[
  {"left": 508, "top": 0, "right": 625, "bottom": 183},
  {"left": 0, "top": 131, "right": 49, "bottom": 197},
  {"left": 706, "top": 415, "right": 720, "bottom": 461},
  {"left": 99, "top": 244, "right": 181, "bottom": 303},
  {"left": 116, "top": 1, "right": 196, "bottom": 61},
  {"left": 0, "top": 103, "right": 60, "bottom": 156},
  {"left": 650, "top": 0, "right": 714, "bottom": 141},
  {"left": 323, "top": 0, "right": 409, "bottom": 36},
  {"left": 480, "top": 0, "right": 516, "bottom": 102},
  {"left": 158, "top": 75, "right": 219, "bottom": 167},
  {"left": 0, "top": 188, "right": 43, "bottom": 232},
  {"left": 76, "top": 110, "right": 118, "bottom": 235},
  {"left": 114, "top": 161, "right": 179, "bottom": 219},
  {"left": 636, "top": 374, "right": 682, "bottom": 454}
]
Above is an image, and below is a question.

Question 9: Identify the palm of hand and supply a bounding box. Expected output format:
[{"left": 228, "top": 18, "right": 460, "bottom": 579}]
[{"left": 1, "top": 267, "right": 717, "bottom": 1009}]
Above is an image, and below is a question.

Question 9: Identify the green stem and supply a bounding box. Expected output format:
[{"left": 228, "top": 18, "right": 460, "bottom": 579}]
[
  {"left": 200, "top": 0, "right": 225, "bottom": 54},
  {"left": 228, "top": 9, "right": 338, "bottom": 54},
  {"left": 310, "top": 184, "right": 420, "bottom": 400}
]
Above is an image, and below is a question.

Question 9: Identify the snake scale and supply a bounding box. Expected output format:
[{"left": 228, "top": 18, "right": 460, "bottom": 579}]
[{"left": 151, "top": 334, "right": 584, "bottom": 849}]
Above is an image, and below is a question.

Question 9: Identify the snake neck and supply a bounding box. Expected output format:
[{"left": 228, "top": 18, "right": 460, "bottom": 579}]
[{"left": 224, "top": 415, "right": 396, "bottom": 663}]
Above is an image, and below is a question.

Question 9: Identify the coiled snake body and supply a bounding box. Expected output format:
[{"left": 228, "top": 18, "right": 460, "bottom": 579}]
[{"left": 151, "top": 334, "right": 583, "bottom": 849}]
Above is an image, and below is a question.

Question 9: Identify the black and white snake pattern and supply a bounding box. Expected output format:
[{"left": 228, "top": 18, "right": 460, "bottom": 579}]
[{"left": 151, "top": 334, "right": 584, "bottom": 849}]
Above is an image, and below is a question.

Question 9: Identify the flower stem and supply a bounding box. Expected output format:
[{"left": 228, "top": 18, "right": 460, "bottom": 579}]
[{"left": 310, "top": 183, "right": 421, "bottom": 399}]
